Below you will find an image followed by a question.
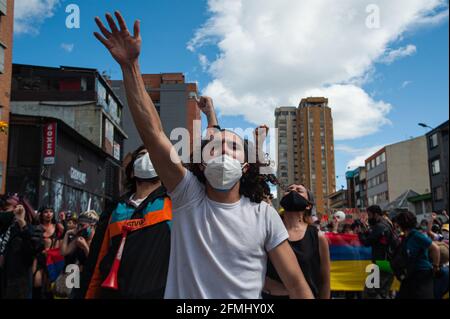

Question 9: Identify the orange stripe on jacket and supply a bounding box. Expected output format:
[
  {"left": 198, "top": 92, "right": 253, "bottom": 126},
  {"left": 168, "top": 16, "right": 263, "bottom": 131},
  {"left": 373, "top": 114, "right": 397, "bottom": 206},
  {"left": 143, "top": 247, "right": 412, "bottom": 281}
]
[
  {"left": 108, "top": 199, "right": 172, "bottom": 238},
  {"left": 85, "top": 215, "right": 112, "bottom": 299},
  {"left": 84, "top": 198, "right": 172, "bottom": 299}
]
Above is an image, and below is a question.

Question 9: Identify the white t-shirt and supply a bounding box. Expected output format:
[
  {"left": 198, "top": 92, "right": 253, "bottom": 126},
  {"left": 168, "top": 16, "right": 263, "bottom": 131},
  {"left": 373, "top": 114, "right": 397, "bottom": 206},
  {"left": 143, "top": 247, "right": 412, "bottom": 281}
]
[
  {"left": 129, "top": 194, "right": 145, "bottom": 208},
  {"left": 164, "top": 170, "right": 288, "bottom": 299}
]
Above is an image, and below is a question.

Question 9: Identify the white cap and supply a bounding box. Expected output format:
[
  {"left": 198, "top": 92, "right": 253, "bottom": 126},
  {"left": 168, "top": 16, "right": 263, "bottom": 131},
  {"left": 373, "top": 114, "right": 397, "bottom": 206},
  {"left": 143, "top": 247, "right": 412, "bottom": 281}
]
[{"left": 334, "top": 211, "right": 346, "bottom": 223}]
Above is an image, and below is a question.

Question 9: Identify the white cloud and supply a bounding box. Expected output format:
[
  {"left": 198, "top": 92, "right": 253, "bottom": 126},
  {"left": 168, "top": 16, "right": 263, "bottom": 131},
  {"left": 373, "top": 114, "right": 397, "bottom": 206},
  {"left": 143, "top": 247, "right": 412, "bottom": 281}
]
[
  {"left": 189, "top": 0, "right": 448, "bottom": 140},
  {"left": 401, "top": 80, "right": 413, "bottom": 88},
  {"left": 304, "top": 85, "right": 392, "bottom": 140},
  {"left": 379, "top": 44, "right": 417, "bottom": 64},
  {"left": 336, "top": 144, "right": 384, "bottom": 169},
  {"left": 14, "top": 0, "right": 60, "bottom": 35},
  {"left": 60, "top": 43, "right": 74, "bottom": 53},
  {"left": 198, "top": 54, "right": 210, "bottom": 72}
]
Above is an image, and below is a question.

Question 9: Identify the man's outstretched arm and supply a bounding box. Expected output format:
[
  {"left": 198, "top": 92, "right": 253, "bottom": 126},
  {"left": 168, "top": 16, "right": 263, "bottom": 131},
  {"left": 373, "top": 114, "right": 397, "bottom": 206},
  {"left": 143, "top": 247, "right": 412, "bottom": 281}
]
[{"left": 94, "top": 12, "right": 185, "bottom": 192}]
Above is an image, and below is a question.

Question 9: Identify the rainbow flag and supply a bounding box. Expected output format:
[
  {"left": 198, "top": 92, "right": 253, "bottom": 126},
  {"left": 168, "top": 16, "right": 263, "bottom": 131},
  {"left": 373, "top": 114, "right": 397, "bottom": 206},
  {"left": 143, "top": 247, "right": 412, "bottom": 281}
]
[{"left": 325, "top": 232, "right": 400, "bottom": 291}]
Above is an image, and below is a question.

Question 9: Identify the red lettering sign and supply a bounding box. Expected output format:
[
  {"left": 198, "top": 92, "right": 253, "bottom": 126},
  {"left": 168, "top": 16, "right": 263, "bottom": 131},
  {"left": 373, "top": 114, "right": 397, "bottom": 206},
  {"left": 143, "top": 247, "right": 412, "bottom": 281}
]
[{"left": 43, "top": 123, "right": 57, "bottom": 165}]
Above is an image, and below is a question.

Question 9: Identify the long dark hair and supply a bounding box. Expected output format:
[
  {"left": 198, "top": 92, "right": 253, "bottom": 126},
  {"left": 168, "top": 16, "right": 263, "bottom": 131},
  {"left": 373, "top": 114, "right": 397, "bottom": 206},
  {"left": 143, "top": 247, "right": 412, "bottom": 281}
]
[
  {"left": 186, "top": 131, "right": 278, "bottom": 204},
  {"left": 38, "top": 205, "right": 56, "bottom": 224}
]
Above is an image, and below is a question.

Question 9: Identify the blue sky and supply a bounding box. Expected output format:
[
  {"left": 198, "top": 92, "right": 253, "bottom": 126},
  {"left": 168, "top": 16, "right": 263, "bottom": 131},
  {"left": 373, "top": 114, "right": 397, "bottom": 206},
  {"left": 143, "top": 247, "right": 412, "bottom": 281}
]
[{"left": 12, "top": 0, "right": 449, "bottom": 190}]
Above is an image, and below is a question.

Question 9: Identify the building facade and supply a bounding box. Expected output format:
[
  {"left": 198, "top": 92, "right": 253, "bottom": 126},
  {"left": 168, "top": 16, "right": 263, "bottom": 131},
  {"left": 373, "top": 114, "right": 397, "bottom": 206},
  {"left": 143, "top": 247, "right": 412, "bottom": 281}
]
[
  {"left": 329, "top": 189, "right": 348, "bottom": 210},
  {"left": 365, "top": 136, "right": 430, "bottom": 209},
  {"left": 346, "top": 166, "right": 367, "bottom": 210},
  {"left": 110, "top": 73, "right": 200, "bottom": 156},
  {"left": 275, "top": 106, "right": 298, "bottom": 193},
  {"left": 10, "top": 64, "right": 127, "bottom": 161},
  {"left": 8, "top": 64, "right": 127, "bottom": 209},
  {"left": 0, "top": 0, "right": 14, "bottom": 194},
  {"left": 426, "top": 120, "right": 449, "bottom": 213},
  {"left": 275, "top": 97, "right": 336, "bottom": 213},
  {"left": 7, "top": 114, "right": 119, "bottom": 214}
]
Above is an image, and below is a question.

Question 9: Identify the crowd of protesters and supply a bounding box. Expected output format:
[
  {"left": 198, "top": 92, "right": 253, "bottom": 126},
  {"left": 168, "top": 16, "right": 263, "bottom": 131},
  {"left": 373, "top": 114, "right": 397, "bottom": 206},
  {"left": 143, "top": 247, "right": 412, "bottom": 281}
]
[
  {"left": 0, "top": 194, "right": 100, "bottom": 299},
  {"left": 1, "top": 11, "right": 448, "bottom": 300},
  {"left": 321, "top": 206, "right": 449, "bottom": 299}
]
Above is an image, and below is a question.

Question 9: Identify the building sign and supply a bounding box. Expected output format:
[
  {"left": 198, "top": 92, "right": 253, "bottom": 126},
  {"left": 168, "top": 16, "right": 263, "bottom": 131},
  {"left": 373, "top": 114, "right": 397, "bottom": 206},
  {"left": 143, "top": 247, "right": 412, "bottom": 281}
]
[
  {"left": 43, "top": 123, "right": 57, "bottom": 165},
  {"left": 70, "top": 167, "right": 87, "bottom": 185},
  {"left": 113, "top": 142, "right": 121, "bottom": 161}
]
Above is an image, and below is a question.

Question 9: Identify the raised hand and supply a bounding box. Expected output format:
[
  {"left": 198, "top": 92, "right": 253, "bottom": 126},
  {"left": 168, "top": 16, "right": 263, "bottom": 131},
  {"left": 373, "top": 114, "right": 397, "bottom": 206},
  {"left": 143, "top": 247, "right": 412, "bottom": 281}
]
[
  {"left": 94, "top": 11, "right": 141, "bottom": 67},
  {"left": 14, "top": 205, "right": 26, "bottom": 228},
  {"left": 197, "top": 96, "right": 215, "bottom": 116}
]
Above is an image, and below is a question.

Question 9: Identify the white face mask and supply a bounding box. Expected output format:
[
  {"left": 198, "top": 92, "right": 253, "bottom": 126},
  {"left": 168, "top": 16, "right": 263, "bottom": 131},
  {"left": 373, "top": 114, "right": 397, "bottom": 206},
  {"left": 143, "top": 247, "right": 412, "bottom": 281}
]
[
  {"left": 204, "top": 155, "right": 244, "bottom": 191},
  {"left": 133, "top": 153, "right": 158, "bottom": 180}
]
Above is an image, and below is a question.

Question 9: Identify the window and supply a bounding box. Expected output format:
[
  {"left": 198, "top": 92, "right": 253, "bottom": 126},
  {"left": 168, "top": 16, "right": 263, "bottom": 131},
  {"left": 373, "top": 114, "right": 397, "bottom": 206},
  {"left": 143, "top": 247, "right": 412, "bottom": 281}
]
[
  {"left": 0, "top": 42, "right": 5, "bottom": 74},
  {"left": 429, "top": 133, "right": 438, "bottom": 148},
  {"left": 431, "top": 159, "right": 441, "bottom": 175},
  {"left": 434, "top": 186, "right": 443, "bottom": 201},
  {"left": 0, "top": 0, "right": 6, "bottom": 15}
]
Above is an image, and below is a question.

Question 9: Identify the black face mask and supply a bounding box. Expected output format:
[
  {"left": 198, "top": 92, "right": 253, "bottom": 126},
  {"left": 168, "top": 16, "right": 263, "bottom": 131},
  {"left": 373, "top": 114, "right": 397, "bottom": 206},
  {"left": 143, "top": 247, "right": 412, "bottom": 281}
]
[{"left": 280, "top": 191, "right": 310, "bottom": 212}]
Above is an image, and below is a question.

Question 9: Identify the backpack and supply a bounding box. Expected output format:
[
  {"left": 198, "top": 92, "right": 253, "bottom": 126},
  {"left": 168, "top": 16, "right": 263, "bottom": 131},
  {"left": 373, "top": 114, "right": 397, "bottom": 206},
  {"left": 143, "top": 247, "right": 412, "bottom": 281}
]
[
  {"left": 390, "top": 234, "right": 422, "bottom": 281},
  {"left": 385, "top": 222, "right": 402, "bottom": 261}
]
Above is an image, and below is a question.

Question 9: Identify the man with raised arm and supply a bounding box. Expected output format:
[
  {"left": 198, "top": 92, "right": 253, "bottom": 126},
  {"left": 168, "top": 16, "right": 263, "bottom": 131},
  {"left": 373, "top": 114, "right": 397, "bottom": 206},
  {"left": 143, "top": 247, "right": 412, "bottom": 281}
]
[{"left": 93, "top": 11, "right": 313, "bottom": 299}]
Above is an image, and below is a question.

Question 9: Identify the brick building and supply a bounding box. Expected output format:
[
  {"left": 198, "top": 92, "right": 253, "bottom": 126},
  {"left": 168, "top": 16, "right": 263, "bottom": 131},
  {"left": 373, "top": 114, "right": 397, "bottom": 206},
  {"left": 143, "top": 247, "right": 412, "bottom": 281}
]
[{"left": 0, "top": 0, "right": 14, "bottom": 193}]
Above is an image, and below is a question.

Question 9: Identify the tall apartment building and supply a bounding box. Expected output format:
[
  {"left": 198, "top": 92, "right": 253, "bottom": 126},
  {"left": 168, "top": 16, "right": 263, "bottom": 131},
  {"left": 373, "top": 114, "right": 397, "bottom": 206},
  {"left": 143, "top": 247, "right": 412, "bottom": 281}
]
[
  {"left": 0, "top": 0, "right": 14, "bottom": 193},
  {"left": 275, "top": 97, "right": 336, "bottom": 213},
  {"left": 110, "top": 73, "right": 200, "bottom": 156},
  {"left": 365, "top": 136, "right": 430, "bottom": 209},
  {"left": 426, "top": 120, "right": 449, "bottom": 213}
]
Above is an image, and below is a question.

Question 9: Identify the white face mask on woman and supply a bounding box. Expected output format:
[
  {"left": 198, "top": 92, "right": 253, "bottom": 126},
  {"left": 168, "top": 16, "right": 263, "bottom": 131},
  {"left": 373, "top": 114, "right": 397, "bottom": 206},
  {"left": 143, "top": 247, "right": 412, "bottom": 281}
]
[
  {"left": 204, "top": 155, "right": 245, "bottom": 191},
  {"left": 133, "top": 153, "right": 158, "bottom": 180}
]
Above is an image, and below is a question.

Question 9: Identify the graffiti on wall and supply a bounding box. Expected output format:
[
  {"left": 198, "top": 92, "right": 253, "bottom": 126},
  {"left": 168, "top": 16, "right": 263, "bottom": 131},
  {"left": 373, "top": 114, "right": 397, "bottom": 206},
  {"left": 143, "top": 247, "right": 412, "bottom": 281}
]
[{"left": 41, "top": 177, "right": 104, "bottom": 215}]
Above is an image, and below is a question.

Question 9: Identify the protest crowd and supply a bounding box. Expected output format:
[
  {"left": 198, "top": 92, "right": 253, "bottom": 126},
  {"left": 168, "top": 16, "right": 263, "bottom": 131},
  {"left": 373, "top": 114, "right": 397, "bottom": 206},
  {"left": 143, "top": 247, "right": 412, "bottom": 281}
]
[{"left": 1, "top": 11, "right": 448, "bottom": 300}]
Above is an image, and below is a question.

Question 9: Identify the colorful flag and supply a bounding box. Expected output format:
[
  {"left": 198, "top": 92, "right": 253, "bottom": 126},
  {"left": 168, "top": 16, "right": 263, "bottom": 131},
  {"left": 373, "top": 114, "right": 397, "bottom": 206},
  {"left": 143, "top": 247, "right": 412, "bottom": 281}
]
[
  {"left": 46, "top": 248, "right": 65, "bottom": 282},
  {"left": 325, "top": 232, "right": 400, "bottom": 291}
]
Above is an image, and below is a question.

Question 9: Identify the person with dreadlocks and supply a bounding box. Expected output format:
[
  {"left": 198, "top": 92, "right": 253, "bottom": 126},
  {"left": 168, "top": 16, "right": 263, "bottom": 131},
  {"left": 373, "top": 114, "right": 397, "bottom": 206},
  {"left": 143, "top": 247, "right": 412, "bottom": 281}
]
[
  {"left": 93, "top": 11, "right": 313, "bottom": 299},
  {"left": 0, "top": 194, "right": 43, "bottom": 299}
]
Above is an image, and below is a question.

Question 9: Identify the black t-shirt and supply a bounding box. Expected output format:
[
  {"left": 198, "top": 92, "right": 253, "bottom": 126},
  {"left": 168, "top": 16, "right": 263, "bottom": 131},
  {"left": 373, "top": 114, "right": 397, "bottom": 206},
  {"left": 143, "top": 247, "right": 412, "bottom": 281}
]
[
  {"left": 266, "top": 225, "right": 322, "bottom": 298},
  {"left": 358, "top": 219, "right": 392, "bottom": 261}
]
